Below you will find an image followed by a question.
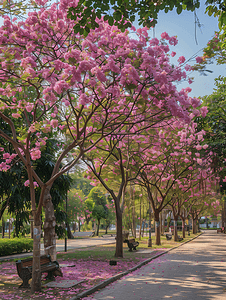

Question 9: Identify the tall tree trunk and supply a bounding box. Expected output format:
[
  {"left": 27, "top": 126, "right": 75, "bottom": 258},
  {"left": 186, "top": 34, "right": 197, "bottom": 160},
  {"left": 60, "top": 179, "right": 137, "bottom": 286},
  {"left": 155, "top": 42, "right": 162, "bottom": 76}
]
[
  {"left": 78, "top": 220, "right": 81, "bottom": 232},
  {"left": 115, "top": 210, "right": 123, "bottom": 258},
  {"left": 196, "top": 218, "right": 199, "bottom": 232},
  {"left": 155, "top": 211, "right": 161, "bottom": 245},
  {"left": 31, "top": 215, "right": 42, "bottom": 293},
  {"left": 9, "top": 218, "right": 11, "bottom": 238},
  {"left": 166, "top": 214, "right": 171, "bottom": 232},
  {"left": 182, "top": 218, "right": 186, "bottom": 238},
  {"left": 192, "top": 217, "right": 196, "bottom": 234},
  {"left": 66, "top": 222, "right": 74, "bottom": 239},
  {"left": 43, "top": 191, "right": 57, "bottom": 261},
  {"left": 132, "top": 205, "right": 136, "bottom": 238},
  {"left": 174, "top": 216, "right": 178, "bottom": 242},
  {"left": 142, "top": 219, "right": 146, "bottom": 237},
  {"left": 2, "top": 216, "right": 4, "bottom": 238},
  {"left": 139, "top": 200, "right": 142, "bottom": 240},
  {"left": 73, "top": 222, "right": 76, "bottom": 233},
  {"left": 105, "top": 224, "right": 109, "bottom": 234},
  {"left": 96, "top": 219, "right": 100, "bottom": 236}
]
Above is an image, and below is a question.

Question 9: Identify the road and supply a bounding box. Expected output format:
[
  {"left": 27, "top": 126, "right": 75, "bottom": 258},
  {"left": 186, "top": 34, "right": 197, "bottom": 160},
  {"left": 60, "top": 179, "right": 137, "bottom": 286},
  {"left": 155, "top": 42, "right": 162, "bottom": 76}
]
[{"left": 91, "top": 230, "right": 226, "bottom": 300}]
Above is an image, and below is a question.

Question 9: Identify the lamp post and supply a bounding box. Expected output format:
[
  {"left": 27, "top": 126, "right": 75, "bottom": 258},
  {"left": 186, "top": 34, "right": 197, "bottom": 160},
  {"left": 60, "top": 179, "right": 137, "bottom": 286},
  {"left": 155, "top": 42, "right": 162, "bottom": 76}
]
[
  {"left": 148, "top": 203, "right": 152, "bottom": 247},
  {"left": 65, "top": 192, "right": 68, "bottom": 252}
]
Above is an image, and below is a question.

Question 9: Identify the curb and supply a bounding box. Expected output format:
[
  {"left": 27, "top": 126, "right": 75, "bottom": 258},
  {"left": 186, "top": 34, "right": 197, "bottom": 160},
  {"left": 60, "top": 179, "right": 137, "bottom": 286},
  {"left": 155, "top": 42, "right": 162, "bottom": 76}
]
[{"left": 71, "top": 232, "right": 203, "bottom": 300}]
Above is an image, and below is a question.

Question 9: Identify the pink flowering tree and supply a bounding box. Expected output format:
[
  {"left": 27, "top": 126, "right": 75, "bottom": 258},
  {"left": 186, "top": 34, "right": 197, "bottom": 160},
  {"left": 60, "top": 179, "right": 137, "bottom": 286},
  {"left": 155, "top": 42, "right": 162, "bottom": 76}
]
[
  {"left": 0, "top": 1, "right": 186, "bottom": 290},
  {"left": 0, "top": 0, "right": 208, "bottom": 287},
  {"left": 131, "top": 116, "right": 213, "bottom": 245},
  {"left": 82, "top": 43, "right": 205, "bottom": 255},
  {"left": 169, "top": 161, "right": 215, "bottom": 240}
]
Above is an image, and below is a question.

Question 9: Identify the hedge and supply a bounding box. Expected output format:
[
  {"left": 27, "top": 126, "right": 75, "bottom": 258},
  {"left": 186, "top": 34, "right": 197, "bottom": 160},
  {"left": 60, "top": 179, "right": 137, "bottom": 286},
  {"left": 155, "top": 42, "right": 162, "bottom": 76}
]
[{"left": 0, "top": 238, "right": 33, "bottom": 256}]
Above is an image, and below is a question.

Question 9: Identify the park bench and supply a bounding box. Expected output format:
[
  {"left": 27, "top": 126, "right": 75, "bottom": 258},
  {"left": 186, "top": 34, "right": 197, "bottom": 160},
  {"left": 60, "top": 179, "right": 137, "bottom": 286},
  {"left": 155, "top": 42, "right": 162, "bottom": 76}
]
[
  {"left": 16, "top": 255, "right": 63, "bottom": 288},
  {"left": 217, "top": 228, "right": 223, "bottom": 233},
  {"left": 124, "top": 238, "right": 139, "bottom": 252},
  {"left": 166, "top": 234, "right": 172, "bottom": 240},
  {"left": 178, "top": 236, "right": 183, "bottom": 242}
]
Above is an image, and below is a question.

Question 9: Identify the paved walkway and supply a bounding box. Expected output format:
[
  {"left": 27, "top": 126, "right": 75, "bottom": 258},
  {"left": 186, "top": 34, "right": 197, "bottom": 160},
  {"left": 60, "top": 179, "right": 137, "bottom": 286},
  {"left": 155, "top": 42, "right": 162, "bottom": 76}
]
[{"left": 91, "top": 230, "right": 226, "bottom": 300}]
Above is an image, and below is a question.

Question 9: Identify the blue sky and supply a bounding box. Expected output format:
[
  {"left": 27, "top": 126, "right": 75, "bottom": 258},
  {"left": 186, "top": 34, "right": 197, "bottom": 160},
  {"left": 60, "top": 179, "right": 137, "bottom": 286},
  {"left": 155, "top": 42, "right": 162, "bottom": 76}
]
[{"left": 139, "top": 1, "right": 225, "bottom": 99}]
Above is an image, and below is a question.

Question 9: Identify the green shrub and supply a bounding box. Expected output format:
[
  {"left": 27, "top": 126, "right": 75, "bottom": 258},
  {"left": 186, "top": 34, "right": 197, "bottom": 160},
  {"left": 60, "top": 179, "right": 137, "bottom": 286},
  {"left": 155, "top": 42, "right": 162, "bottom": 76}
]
[{"left": 0, "top": 238, "right": 33, "bottom": 256}]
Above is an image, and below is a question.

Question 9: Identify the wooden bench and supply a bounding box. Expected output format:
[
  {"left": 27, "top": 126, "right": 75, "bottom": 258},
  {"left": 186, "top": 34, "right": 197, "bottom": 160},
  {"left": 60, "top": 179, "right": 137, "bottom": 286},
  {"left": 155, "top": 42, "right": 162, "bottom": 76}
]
[
  {"left": 16, "top": 255, "right": 63, "bottom": 288},
  {"left": 124, "top": 239, "right": 139, "bottom": 252},
  {"left": 178, "top": 236, "right": 183, "bottom": 242},
  {"left": 166, "top": 234, "right": 172, "bottom": 240},
  {"left": 217, "top": 228, "right": 223, "bottom": 233}
]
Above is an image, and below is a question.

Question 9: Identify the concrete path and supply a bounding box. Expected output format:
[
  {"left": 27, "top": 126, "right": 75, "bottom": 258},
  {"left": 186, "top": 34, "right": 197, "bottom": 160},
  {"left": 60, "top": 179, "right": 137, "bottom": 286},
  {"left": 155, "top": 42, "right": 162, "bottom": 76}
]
[
  {"left": 49, "top": 236, "right": 116, "bottom": 252},
  {"left": 91, "top": 230, "right": 226, "bottom": 300}
]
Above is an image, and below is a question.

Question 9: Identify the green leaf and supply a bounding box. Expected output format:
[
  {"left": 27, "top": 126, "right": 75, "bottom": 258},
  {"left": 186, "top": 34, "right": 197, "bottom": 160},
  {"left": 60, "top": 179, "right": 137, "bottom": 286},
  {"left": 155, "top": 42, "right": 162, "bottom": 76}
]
[
  {"left": 108, "top": 16, "right": 114, "bottom": 26},
  {"left": 176, "top": 5, "right": 182, "bottom": 15},
  {"left": 113, "top": 10, "right": 122, "bottom": 21}
]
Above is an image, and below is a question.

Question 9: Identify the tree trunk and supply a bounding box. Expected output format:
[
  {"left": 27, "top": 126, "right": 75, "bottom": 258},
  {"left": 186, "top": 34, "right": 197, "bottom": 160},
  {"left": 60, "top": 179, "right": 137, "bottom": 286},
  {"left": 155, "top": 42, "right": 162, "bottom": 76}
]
[
  {"left": 43, "top": 191, "right": 57, "bottom": 261},
  {"left": 182, "top": 218, "right": 186, "bottom": 238},
  {"left": 66, "top": 222, "right": 74, "bottom": 239},
  {"left": 142, "top": 219, "right": 146, "bottom": 237},
  {"left": 115, "top": 210, "right": 123, "bottom": 258},
  {"left": 192, "top": 218, "right": 196, "bottom": 234},
  {"left": 155, "top": 211, "right": 161, "bottom": 245},
  {"left": 31, "top": 218, "right": 42, "bottom": 293},
  {"left": 174, "top": 216, "right": 178, "bottom": 242},
  {"left": 96, "top": 219, "right": 100, "bottom": 236},
  {"left": 73, "top": 222, "right": 76, "bottom": 233},
  {"left": 2, "top": 216, "right": 4, "bottom": 238},
  {"left": 166, "top": 215, "right": 171, "bottom": 232},
  {"left": 78, "top": 221, "right": 81, "bottom": 232},
  {"left": 139, "top": 201, "right": 142, "bottom": 240},
  {"left": 105, "top": 224, "right": 109, "bottom": 234},
  {"left": 132, "top": 205, "right": 136, "bottom": 238}
]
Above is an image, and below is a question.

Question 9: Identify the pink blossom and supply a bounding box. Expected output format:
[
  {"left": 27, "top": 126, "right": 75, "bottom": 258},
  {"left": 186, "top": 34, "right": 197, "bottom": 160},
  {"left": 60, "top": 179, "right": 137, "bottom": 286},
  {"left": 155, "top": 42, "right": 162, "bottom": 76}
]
[
  {"left": 161, "top": 32, "right": 170, "bottom": 40},
  {"left": 178, "top": 56, "right": 186, "bottom": 64},
  {"left": 200, "top": 106, "right": 208, "bottom": 117},
  {"left": 171, "top": 51, "right": 176, "bottom": 57},
  {"left": 195, "top": 56, "right": 203, "bottom": 63},
  {"left": 169, "top": 36, "right": 178, "bottom": 46},
  {"left": 12, "top": 113, "right": 21, "bottom": 118},
  {"left": 197, "top": 158, "right": 202, "bottom": 165},
  {"left": 79, "top": 93, "right": 89, "bottom": 106},
  {"left": 30, "top": 149, "right": 41, "bottom": 160},
  {"left": 50, "top": 119, "right": 58, "bottom": 128}
]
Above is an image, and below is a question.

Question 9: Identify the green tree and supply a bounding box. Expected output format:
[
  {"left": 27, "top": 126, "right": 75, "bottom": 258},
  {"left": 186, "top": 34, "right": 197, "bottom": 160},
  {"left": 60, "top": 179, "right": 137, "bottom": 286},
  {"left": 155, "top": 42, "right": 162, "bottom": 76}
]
[
  {"left": 87, "top": 187, "right": 108, "bottom": 236},
  {"left": 196, "top": 76, "right": 226, "bottom": 192}
]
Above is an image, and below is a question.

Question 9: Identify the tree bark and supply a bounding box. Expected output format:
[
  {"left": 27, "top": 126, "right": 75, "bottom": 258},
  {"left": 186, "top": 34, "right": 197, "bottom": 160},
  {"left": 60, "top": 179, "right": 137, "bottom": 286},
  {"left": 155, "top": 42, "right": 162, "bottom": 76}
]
[
  {"left": 115, "top": 210, "right": 123, "bottom": 257},
  {"left": 31, "top": 217, "right": 41, "bottom": 293},
  {"left": 166, "top": 215, "right": 171, "bottom": 232},
  {"left": 139, "top": 201, "right": 142, "bottom": 240},
  {"left": 2, "top": 216, "right": 4, "bottom": 238},
  {"left": 105, "top": 224, "right": 109, "bottom": 234},
  {"left": 174, "top": 216, "right": 178, "bottom": 242},
  {"left": 66, "top": 222, "right": 74, "bottom": 239},
  {"left": 182, "top": 218, "right": 186, "bottom": 238},
  {"left": 96, "top": 219, "right": 100, "bottom": 236},
  {"left": 192, "top": 218, "right": 196, "bottom": 234},
  {"left": 155, "top": 211, "right": 161, "bottom": 245},
  {"left": 132, "top": 204, "right": 136, "bottom": 238},
  {"left": 43, "top": 190, "right": 57, "bottom": 261}
]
